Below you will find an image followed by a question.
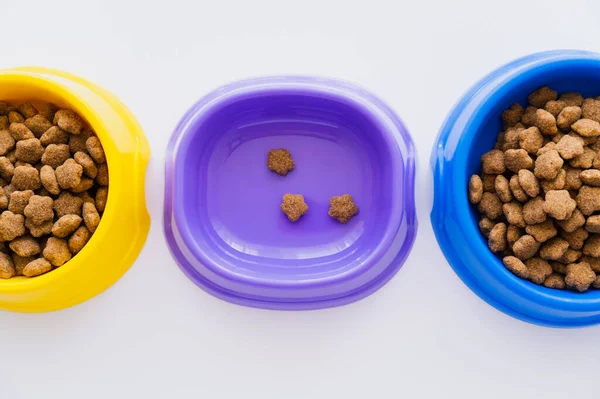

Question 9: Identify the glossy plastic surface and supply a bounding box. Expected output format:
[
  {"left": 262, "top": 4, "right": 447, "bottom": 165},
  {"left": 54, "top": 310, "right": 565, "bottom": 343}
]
[
  {"left": 0, "top": 67, "right": 151, "bottom": 313},
  {"left": 165, "top": 77, "right": 417, "bottom": 310},
  {"left": 431, "top": 50, "right": 600, "bottom": 327}
]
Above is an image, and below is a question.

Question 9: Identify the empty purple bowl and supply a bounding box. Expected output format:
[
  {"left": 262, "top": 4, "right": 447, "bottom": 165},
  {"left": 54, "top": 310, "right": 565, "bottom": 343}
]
[{"left": 164, "top": 76, "right": 417, "bottom": 310}]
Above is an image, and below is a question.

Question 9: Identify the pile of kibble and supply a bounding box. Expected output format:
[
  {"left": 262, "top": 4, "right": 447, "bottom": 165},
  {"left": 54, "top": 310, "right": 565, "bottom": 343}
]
[
  {"left": 469, "top": 87, "right": 600, "bottom": 292},
  {"left": 0, "top": 101, "right": 107, "bottom": 279}
]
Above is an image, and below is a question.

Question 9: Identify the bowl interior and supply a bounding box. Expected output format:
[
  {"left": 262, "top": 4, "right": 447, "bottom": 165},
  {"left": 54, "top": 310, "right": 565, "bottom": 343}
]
[
  {"left": 175, "top": 89, "right": 402, "bottom": 281},
  {"left": 459, "top": 58, "right": 600, "bottom": 300}
]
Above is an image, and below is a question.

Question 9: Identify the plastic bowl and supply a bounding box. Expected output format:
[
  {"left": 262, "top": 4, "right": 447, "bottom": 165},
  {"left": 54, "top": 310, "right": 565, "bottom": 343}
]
[
  {"left": 0, "top": 67, "right": 151, "bottom": 313},
  {"left": 431, "top": 50, "right": 600, "bottom": 327},
  {"left": 165, "top": 76, "right": 417, "bottom": 310}
]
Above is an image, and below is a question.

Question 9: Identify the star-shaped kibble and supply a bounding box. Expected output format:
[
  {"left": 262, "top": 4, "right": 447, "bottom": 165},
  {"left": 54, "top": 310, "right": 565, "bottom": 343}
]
[
  {"left": 268, "top": 149, "right": 295, "bottom": 176},
  {"left": 281, "top": 194, "right": 308, "bottom": 222},
  {"left": 328, "top": 194, "right": 358, "bottom": 223}
]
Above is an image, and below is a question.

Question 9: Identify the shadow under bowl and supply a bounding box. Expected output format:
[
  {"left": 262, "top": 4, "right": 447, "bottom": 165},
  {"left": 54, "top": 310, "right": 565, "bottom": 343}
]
[
  {"left": 431, "top": 50, "right": 600, "bottom": 327},
  {"left": 165, "top": 76, "right": 417, "bottom": 310}
]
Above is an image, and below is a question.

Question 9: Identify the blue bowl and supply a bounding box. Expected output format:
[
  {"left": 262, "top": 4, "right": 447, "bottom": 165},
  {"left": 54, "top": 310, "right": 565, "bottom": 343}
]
[{"left": 431, "top": 50, "right": 600, "bottom": 328}]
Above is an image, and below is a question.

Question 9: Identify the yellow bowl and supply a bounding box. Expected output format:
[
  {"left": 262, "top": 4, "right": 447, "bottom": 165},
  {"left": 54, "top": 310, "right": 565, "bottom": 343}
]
[{"left": 0, "top": 67, "right": 150, "bottom": 313}]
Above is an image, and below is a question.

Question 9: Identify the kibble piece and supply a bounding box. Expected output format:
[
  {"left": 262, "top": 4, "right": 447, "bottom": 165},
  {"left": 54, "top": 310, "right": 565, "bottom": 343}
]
[
  {"left": 78, "top": 191, "right": 94, "bottom": 204},
  {"left": 53, "top": 109, "right": 83, "bottom": 135},
  {"left": 0, "top": 130, "right": 15, "bottom": 156},
  {"left": 509, "top": 175, "right": 529, "bottom": 202},
  {"left": 68, "top": 226, "right": 90, "bottom": 254},
  {"left": 541, "top": 169, "right": 566, "bottom": 193},
  {"left": 23, "top": 195, "right": 53, "bottom": 225},
  {"left": 41, "top": 144, "right": 71, "bottom": 169},
  {"left": 557, "top": 106, "right": 582, "bottom": 131},
  {"left": 267, "top": 148, "right": 294, "bottom": 176},
  {"left": 43, "top": 237, "right": 71, "bottom": 266},
  {"left": 571, "top": 118, "right": 600, "bottom": 137},
  {"left": 478, "top": 192, "right": 503, "bottom": 220},
  {"left": 85, "top": 136, "right": 105, "bottom": 164},
  {"left": 528, "top": 86, "right": 557, "bottom": 107},
  {"left": 481, "top": 150, "right": 505, "bottom": 174},
  {"left": 582, "top": 256, "right": 600, "bottom": 273},
  {"left": 96, "top": 163, "right": 108, "bottom": 186},
  {"left": 501, "top": 126, "right": 524, "bottom": 150},
  {"left": 583, "top": 234, "right": 600, "bottom": 257},
  {"left": 8, "top": 111, "right": 23, "bottom": 124},
  {"left": 468, "top": 175, "right": 483, "bottom": 204},
  {"left": 9, "top": 123, "right": 34, "bottom": 141},
  {"left": 15, "top": 138, "right": 44, "bottom": 164},
  {"left": 40, "top": 126, "right": 69, "bottom": 146},
  {"left": 0, "top": 211, "right": 25, "bottom": 242},
  {"left": 555, "top": 135, "right": 584, "bottom": 160},
  {"left": 545, "top": 100, "right": 566, "bottom": 117},
  {"left": 502, "top": 103, "right": 524, "bottom": 128},
  {"left": 502, "top": 202, "right": 525, "bottom": 228},
  {"left": 12, "top": 254, "right": 34, "bottom": 276},
  {"left": 39, "top": 165, "right": 60, "bottom": 195},
  {"left": 53, "top": 192, "right": 82, "bottom": 218},
  {"left": 576, "top": 185, "right": 600, "bottom": 215},
  {"left": 0, "top": 252, "right": 15, "bottom": 278},
  {"left": 0, "top": 116, "right": 6, "bottom": 130},
  {"left": 526, "top": 219, "right": 557, "bottom": 243},
  {"left": 9, "top": 236, "right": 41, "bottom": 257},
  {"left": 504, "top": 149, "right": 533, "bottom": 173},
  {"left": 517, "top": 169, "right": 539, "bottom": 197},
  {"left": 544, "top": 274, "right": 566, "bottom": 289},
  {"left": 68, "top": 129, "right": 92, "bottom": 154},
  {"left": 519, "top": 127, "right": 544, "bottom": 154},
  {"left": 551, "top": 260, "right": 568, "bottom": 274},
  {"left": 569, "top": 148, "right": 596, "bottom": 169},
  {"left": 503, "top": 256, "right": 529, "bottom": 279},
  {"left": 559, "top": 248, "right": 583, "bottom": 264},
  {"left": 537, "top": 142, "right": 557, "bottom": 156},
  {"left": 494, "top": 175, "right": 512, "bottom": 202},
  {"left": 540, "top": 237, "right": 569, "bottom": 260},
  {"left": 70, "top": 177, "right": 94, "bottom": 193},
  {"left": 52, "top": 215, "right": 82, "bottom": 238},
  {"left": 0, "top": 187, "right": 6, "bottom": 210},
  {"left": 534, "top": 150, "right": 563, "bottom": 179},
  {"left": 55, "top": 159, "right": 82, "bottom": 190},
  {"left": 507, "top": 225, "right": 523, "bottom": 246},
  {"left": 543, "top": 190, "right": 576, "bottom": 220},
  {"left": 521, "top": 106, "right": 538, "bottom": 126},
  {"left": 582, "top": 98, "right": 600, "bottom": 123},
  {"left": 523, "top": 197, "right": 547, "bottom": 225},
  {"left": 328, "top": 194, "right": 357, "bottom": 224},
  {"left": 559, "top": 92, "right": 584, "bottom": 107},
  {"left": 525, "top": 257, "right": 553, "bottom": 284},
  {"left": 488, "top": 223, "right": 507, "bottom": 252},
  {"left": 479, "top": 217, "right": 495, "bottom": 238},
  {"left": 579, "top": 169, "right": 600, "bottom": 187},
  {"left": 585, "top": 215, "right": 600, "bottom": 233},
  {"left": 512, "top": 235, "right": 540, "bottom": 260},
  {"left": 24, "top": 115, "right": 53, "bottom": 138},
  {"left": 281, "top": 194, "right": 308, "bottom": 222},
  {"left": 16, "top": 102, "right": 37, "bottom": 119},
  {"left": 22, "top": 258, "right": 52, "bottom": 277},
  {"left": 564, "top": 167, "right": 583, "bottom": 190},
  {"left": 479, "top": 174, "right": 494, "bottom": 192},
  {"left": 535, "top": 109, "right": 558, "bottom": 135},
  {"left": 5, "top": 150, "right": 16, "bottom": 164},
  {"left": 39, "top": 103, "right": 58, "bottom": 122},
  {"left": 25, "top": 218, "right": 52, "bottom": 238},
  {"left": 95, "top": 187, "right": 108, "bottom": 213},
  {"left": 11, "top": 165, "right": 40, "bottom": 191},
  {"left": 565, "top": 262, "right": 596, "bottom": 292},
  {"left": 561, "top": 227, "right": 589, "bottom": 250},
  {"left": 73, "top": 151, "right": 98, "bottom": 178},
  {"left": 8, "top": 190, "right": 34, "bottom": 215}
]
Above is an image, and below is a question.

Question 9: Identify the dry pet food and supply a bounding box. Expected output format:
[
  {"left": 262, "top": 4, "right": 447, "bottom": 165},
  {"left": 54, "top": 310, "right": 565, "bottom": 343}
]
[
  {"left": 281, "top": 194, "right": 308, "bottom": 222},
  {"left": 328, "top": 194, "right": 359, "bottom": 224},
  {"left": 0, "top": 101, "right": 108, "bottom": 279},
  {"left": 267, "top": 149, "right": 295, "bottom": 176},
  {"left": 468, "top": 87, "right": 600, "bottom": 292}
]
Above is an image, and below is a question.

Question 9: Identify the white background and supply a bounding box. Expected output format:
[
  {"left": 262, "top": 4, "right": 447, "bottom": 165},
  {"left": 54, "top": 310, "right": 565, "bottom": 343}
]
[{"left": 1, "top": 0, "right": 600, "bottom": 397}]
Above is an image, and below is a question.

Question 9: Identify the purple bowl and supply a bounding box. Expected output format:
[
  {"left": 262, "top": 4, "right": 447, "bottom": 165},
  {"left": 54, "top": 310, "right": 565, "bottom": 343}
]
[{"left": 164, "top": 76, "right": 417, "bottom": 310}]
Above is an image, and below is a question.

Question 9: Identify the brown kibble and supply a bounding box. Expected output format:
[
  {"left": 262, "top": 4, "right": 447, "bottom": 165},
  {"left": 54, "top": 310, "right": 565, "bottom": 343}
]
[
  {"left": 85, "top": 136, "right": 106, "bottom": 164},
  {"left": 521, "top": 106, "right": 538, "bottom": 126},
  {"left": 581, "top": 98, "right": 600, "bottom": 123},
  {"left": 41, "top": 144, "right": 70, "bottom": 169},
  {"left": 52, "top": 215, "right": 82, "bottom": 238},
  {"left": 9, "top": 236, "right": 41, "bottom": 257},
  {"left": 481, "top": 174, "right": 496, "bottom": 192},
  {"left": 0, "top": 252, "right": 15, "bottom": 278},
  {"left": 68, "top": 226, "right": 90, "bottom": 254},
  {"left": 559, "top": 92, "right": 584, "bottom": 107},
  {"left": 53, "top": 192, "right": 82, "bottom": 218},
  {"left": 55, "top": 159, "right": 82, "bottom": 189},
  {"left": 534, "top": 150, "right": 563, "bottom": 179},
  {"left": 328, "top": 194, "right": 358, "bottom": 224},
  {"left": 569, "top": 148, "right": 596, "bottom": 169},
  {"left": 25, "top": 218, "right": 52, "bottom": 238},
  {"left": 12, "top": 254, "right": 34, "bottom": 276},
  {"left": 571, "top": 119, "right": 600, "bottom": 137},
  {"left": 96, "top": 163, "right": 108, "bottom": 186},
  {"left": 557, "top": 106, "right": 582, "bottom": 131},
  {"left": 77, "top": 191, "right": 94, "bottom": 205},
  {"left": 468, "top": 175, "right": 483, "bottom": 204},
  {"left": 564, "top": 167, "right": 583, "bottom": 190},
  {"left": 504, "top": 149, "right": 533, "bottom": 172},
  {"left": 582, "top": 255, "right": 600, "bottom": 273},
  {"left": 565, "top": 262, "right": 596, "bottom": 292},
  {"left": 534, "top": 109, "right": 558, "bottom": 135},
  {"left": 558, "top": 248, "right": 582, "bottom": 265},
  {"left": 523, "top": 197, "right": 547, "bottom": 225},
  {"left": 503, "top": 256, "right": 529, "bottom": 279},
  {"left": 494, "top": 175, "right": 512, "bottom": 202},
  {"left": 528, "top": 86, "right": 557, "bottom": 107},
  {"left": 545, "top": 100, "right": 566, "bottom": 117},
  {"left": 16, "top": 102, "right": 37, "bottom": 119},
  {"left": 517, "top": 169, "right": 539, "bottom": 197},
  {"left": 53, "top": 109, "right": 83, "bottom": 135},
  {"left": 8, "top": 111, "right": 23, "bottom": 124},
  {"left": 481, "top": 150, "right": 505, "bottom": 174},
  {"left": 560, "top": 227, "right": 588, "bottom": 250},
  {"left": 583, "top": 234, "right": 600, "bottom": 257},
  {"left": 509, "top": 175, "right": 528, "bottom": 202},
  {"left": 540, "top": 237, "right": 569, "bottom": 260},
  {"left": 95, "top": 187, "right": 108, "bottom": 213},
  {"left": 8, "top": 190, "right": 34, "bottom": 215},
  {"left": 9, "top": 123, "right": 34, "bottom": 141},
  {"left": 15, "top": 138, "right": 44, "bottom": 164},
  {"left": 543, "top": 190, "right": 576, "bottom": 220},
  {"left": 502, "top": 103, "right": 524, "bottom": 128},
  {"left": 519, "top": 127, "right": 544, "bottom": 154},
  {"left": 541, "top": 169, "right": 566, "bottom": 193},
  {"left": 502, "top": 202, "right": 525, "bottom": 228},
  {"left": 23, "top": 195, "right": 54, "bottom": 226},
  {"left": 526, "top": 219, "right": 557, "bottom": 243},
  {"left": 552, "top": 260, "right": 567, "bottom": 274},
  {"left": 42, "top": 237, "right": 71, "bottom": 266},
  {"left": 512, "top": 235, "right": 540, "bottom": 260},
  {"left": 82, "top": 201, "right": 100, "bottom": 231},
  {"left": 507, "top": 225, "right": 523, "bottom": 246},
  {"left": 525, "top": 257, "right": 553, "bottom": 284},
  {"left": 70, "top": 177, "right": 94, "bottom": 193},
  {"left": 22, "top": 258, "right": 52, "bottom": 277},
  {"left": 68, "top": 129, "right": 92, "bottom": 154},
  {"left": 501, "top": 126, "right": 524, "bottom": 150},
  {"left": 281, "top": 193, "right": 308, "bottom": 222},
  {"left": 544, "top": 274, "right": 566, "bottom": 289},
  {"left": 11, "top": 165, "right": 40, "bottom": 191},
  {"left": 537, "top": 142, "right": 557, "bottom": 156},
  {"left": 479, "top": 217, "right": 494, "bottom": 238},
  {"left": 0, "top": 211, "right": 25, "bottom": 242},
  {"left": 576, "top": 185, "right": 600, "bottom": 215},
  {"left": 39, "top": 165, "right": 60, "bottom": 195},
  {"left": 555, "top": 135, "right": 584, "bottom": 160},
  {"left": 585, "top": 215, "right": 600, "bottom": 233},
  {"left": 0, "top": 187, "right": 6, "bottom": 210},
  {"left": 478, "top": 192, "right": 503, "bottom": 220},
  {"left": 488, "top": 222, "right": 507, "bottom": 252},
  {"left": 0, "top": 130, "right": 15, "bottom": 156},
  {"left": 5, "top": 151, "right": 16, "bottom": 164},
  {"left": 0, "top": 116, "right": 6, "bottom": 130},
  {"left": 39, "top": 103, "right": 58, "bottom": 122},
  {"left": 579, "top": 169, "right": 600, "bottom": 187},
  {"left": 267, "top": 148, "right": 294, "bottom": 176},
  {"left": 74, "top": 151, "right": 98, "bottom": 178},
  {"left": 40, "top": 126, "right": 69, "bottom": 146},
  {"left": 24, "top": 115, "right": 53, "bottom": 138}
]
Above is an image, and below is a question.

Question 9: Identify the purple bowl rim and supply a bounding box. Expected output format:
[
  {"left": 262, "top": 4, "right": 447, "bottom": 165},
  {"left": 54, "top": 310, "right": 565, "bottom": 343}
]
[{"left": 163, "top": 76, "right": 418, "bottom": 310}]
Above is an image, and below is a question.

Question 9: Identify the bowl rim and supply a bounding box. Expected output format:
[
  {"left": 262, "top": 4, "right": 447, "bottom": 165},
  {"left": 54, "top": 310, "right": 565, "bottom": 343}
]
[
  {"left": 164, "top": 75, "right": 418, "bottom": 309},
  {"left": 431, "top": 50, "right": 600, "bottom": 327}
]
